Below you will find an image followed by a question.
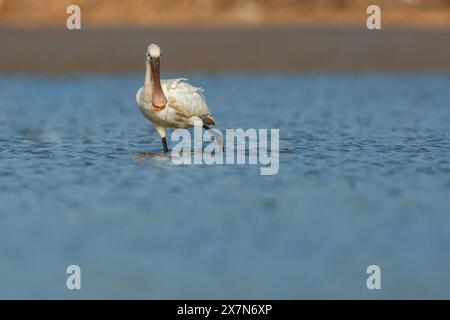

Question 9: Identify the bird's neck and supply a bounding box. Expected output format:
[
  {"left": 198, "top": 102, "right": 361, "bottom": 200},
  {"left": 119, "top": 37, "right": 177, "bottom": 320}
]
[{"left": 143, "top": 62, "right": 153, "bottom": 100}]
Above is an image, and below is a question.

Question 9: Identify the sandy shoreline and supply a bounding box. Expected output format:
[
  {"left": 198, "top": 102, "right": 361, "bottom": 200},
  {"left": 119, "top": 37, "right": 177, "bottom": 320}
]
[{"left": 1, "top": 27, "right": 450, "bottom": 72}]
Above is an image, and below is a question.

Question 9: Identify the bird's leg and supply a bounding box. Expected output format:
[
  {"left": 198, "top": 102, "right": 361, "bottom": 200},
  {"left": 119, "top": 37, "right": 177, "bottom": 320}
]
[
  {"left": 203, "top": 125, "right": 224, "bottom": 152},
  {"left": 155, "top": 126, "right": 168, "bottom": 153},
  {"left": 161, "top": 137, "right": 169, "bottom": 153}
]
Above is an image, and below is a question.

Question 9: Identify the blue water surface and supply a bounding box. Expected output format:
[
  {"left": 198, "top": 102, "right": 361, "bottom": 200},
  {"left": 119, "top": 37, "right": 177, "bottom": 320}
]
[{"left": 0, "top": 73, "right": 449, "bottom": 298}]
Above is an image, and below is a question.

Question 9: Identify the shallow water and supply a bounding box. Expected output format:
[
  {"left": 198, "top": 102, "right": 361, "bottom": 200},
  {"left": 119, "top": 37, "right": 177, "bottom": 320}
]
[{"left": 0, "top": 73, "right": 449, "bottom": 299}]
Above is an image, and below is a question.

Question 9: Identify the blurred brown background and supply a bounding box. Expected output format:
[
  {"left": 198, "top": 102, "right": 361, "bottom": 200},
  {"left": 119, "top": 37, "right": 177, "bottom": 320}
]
[
  {"left": 1, "top": 0, "right": 450, "bottom": 28},
  {"left": 1, "top": 0, "right": 449, "bottom": 72}
]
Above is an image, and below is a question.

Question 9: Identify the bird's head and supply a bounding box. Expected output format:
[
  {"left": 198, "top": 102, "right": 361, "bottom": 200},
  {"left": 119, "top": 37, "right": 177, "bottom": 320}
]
[
  {"left": 146, "top": 43, "right": 167, "bottom": 111},
  {"left": 147, "top": 43, "right": 161, "bottom": 62}
]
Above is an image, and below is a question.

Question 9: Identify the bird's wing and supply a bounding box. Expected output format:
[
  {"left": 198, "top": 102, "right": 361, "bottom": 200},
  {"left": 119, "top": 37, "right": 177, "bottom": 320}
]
[
  {"left": 162, "top": 79, "right": 212, "bottom": 119},
  {"left": 135, "top": 87, "right": 144, "bottom": 106}
]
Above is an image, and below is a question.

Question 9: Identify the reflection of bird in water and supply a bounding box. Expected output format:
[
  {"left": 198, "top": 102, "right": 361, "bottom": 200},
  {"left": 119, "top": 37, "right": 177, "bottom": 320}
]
[
  {"left": 136, "top": 44, "right": 216, "bottom": 152},
  {"left": 133, "top": 151, "right": 166, "bottom": 159}
]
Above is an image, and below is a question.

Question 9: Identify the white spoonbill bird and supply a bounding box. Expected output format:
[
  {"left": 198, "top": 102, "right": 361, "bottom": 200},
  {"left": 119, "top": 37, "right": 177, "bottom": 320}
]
[{"left": 136, "top": 43, "right": 216, "bottom": 152}]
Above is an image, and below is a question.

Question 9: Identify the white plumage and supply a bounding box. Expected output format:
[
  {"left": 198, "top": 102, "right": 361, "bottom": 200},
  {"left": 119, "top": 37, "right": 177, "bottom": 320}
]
[
  {"left": 136, "top": 78, "right": 213, "bottom": 128},
  {"left": 135, "top": 44, "right": 216, "bottom": 151}
]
